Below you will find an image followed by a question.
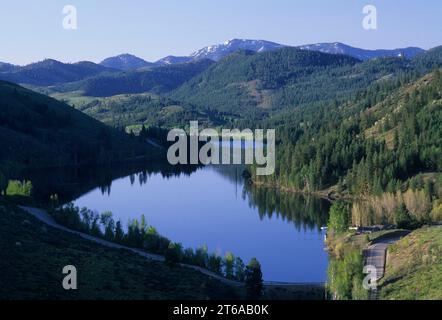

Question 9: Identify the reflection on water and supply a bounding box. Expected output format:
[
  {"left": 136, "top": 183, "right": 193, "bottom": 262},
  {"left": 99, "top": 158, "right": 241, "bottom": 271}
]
[
  {"left": 20, "top": 162, "right": 201, "bottom": 205},
  {"left": 35, "top": 162, "right": 330, "bottom": 283}
]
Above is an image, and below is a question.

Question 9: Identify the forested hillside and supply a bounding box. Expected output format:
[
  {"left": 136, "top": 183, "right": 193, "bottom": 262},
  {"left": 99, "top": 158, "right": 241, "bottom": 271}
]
[
  {"left": 3, "top": 45, "right": 440, "bottom": 206},
  {"left": 56, "top": 92, "right": 228, "bottom": 130},
  {"left": 252, "top": 69, "right": 442, "bottom": 224},
  {"left": 170, "top": 48, "right": 433, "bottom": 120},
  {"left": 49, "top": 59, "right": 214, "bottom": 97},
  {"left": 0, "top": 81, "right": 156, "bottom": 171},
  {"left": 0, "top": 59, "right": 117, "bottom": 86}
]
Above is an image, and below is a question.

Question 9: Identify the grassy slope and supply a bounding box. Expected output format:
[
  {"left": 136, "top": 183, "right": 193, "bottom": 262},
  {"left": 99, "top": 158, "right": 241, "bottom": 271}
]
[
  {"left": 49, "top": 91, "right": 226, "bottom": 130},
  {"left": 0, "top": 201, "right": 240, "bottom": 300},
  {"left": 364, "top": 71, "right": 442, "bottom": 148},
  {"left": 380, "top": 226, "right": 442, "bottom": 300}
]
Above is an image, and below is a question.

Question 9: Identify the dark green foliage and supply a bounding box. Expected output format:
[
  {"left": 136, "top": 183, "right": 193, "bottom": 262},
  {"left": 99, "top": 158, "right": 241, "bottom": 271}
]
[
  {"left": 73, "top": 93, "right": 227, "bottom": 130},
  {"left": 234, "top": 257, "right": 246, "bottom": 282},
  {"left": 0, "top": 81, "right": 154, "bottom": 169},
  {"left": 50, "top": 204, "right": 248, "bottom": 281},
  {"left": 208, "top": 254, "right": 223, "bottom": 274},
  {"left": 171, "top": 47, "right": 417, "bottom": 118},
  {"left": 244, "top": 184, "right": 330, "bottom": 229},
  {"left": 244, "top": 258, "right": 264, "bottom": 299},
  {"left": 253, "top": 68, "right": 442, "bottom": 207},
  {"left": 327, "top": 201, "right": 351, "bottom": 233},
  {"left": 100, "top": 211, "right": 115, "bottom": 241},
  {"left": 0, "top": 203, "right": 239, "bottom": 299},
  {"left": 224, "top": 252, "right": 235, "bottom": 279},
  {"left": 0, "top": 59, "right": 116, "bottom": 86},
  {"left": 327, "top": 249, "right": 367, "bottom": 300},
  {"left": 53, "top": 59, "right": 214, "bottom": 97},
  {"left": 165, "top": 242, "right": 183, "bottom": 266},
  {"left": 194, "top": 245, "right": 209, "bottom": 268},
  {"left": 395, "top": 204, "right": 420, "bottom": 230}
]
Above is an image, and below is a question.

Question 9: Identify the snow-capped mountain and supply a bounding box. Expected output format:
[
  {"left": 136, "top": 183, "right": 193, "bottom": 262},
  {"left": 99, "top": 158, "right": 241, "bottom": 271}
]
[
  {"left": 298, "top": 42, "right": 425, "bottom": 60},
  {"left": 154, "top": 55, "right": 193, "bottom": 66},
  {"left": 95, "top": 40, "right": 426, "bottom": 71},
  {"left": 189, "top": 39, "right": 285, "bottom": 61},
  {"left": 176, "top": 39, "right": 425, "bottom": 63},
  {"left": 100, "top": 54, "right": 153, "bottom": 70}
]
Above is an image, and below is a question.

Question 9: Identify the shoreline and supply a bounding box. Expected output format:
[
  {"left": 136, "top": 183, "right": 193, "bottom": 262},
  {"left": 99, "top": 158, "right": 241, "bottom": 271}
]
[{"left": 250, "top": 179, "right": 359, "bottom": 202}]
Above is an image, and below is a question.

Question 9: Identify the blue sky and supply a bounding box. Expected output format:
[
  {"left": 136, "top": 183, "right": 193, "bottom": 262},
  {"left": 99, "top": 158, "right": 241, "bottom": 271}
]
[{"left": 1, "top": 0, "right": 441, "bottom": 65}]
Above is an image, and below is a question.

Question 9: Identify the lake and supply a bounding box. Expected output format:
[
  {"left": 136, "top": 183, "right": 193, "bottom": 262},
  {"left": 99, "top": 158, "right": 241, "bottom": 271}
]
[{"left": 69, "top": 164, "right": 330, "bottom": 283}]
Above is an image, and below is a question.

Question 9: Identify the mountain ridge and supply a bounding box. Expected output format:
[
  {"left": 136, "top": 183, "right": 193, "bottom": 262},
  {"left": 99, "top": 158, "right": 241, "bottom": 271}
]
[
  {"left": 100, "top": 54, "right": 154, "bottom": 70},
  {"left": 1, "top": 39, "right": 426, "bottom": 73},
  {"left": 0, "top": 59, "right": 117, "bottom": 86},
  {"left": 298, "top": 42, "right": 425, "bottom": 60},
  {"left": 170, "top": 46, "right": 411, "bottom": 114},
  {"left": 49, "top": 59, "right": 215, "bottom": 97}
]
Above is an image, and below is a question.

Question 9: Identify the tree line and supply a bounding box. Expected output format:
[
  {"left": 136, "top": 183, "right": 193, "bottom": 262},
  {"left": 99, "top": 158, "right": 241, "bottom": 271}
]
[
  {"left": 50, "top": 204, "right": 264, "bottom": 297},
  {"left": 251, "top": 69, "right": 442, "bottom": 223}
]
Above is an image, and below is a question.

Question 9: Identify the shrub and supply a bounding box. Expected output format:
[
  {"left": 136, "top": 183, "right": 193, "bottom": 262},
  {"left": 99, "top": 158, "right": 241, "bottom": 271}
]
[
  {"left": 52, "top": 203, "right": 84, "bottom": 231},
  {"left": 244, "top": 258, "right": 263, "bottom": 299},
  {"left": 224, "top": 252, "right": 235, "bottom": 279},
  {"left": 327, "top": 249, "right": 365, "bottom": 300},
  {"left": 165, "top": 242, "right": 183, "bottom": 266},
  {"left": 431, "top": 200, "right": 442, "bottom": 221},
  {"left": 328, "top": 201, "right": 351, "bottom": 233},
  {"left": 6, "top": 180, "right": 33, "bottom": 197},
  {"left": 395, "top": 204, "right": 420, "bottom": 230},
  {"left": 208, "top": 254, "right": 223, "bottom": 274}
]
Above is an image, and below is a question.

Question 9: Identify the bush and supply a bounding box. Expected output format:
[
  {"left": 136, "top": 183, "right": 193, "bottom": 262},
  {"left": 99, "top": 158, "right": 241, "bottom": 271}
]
[
  {"left": 395, "top": 204, "right": 420, "bottom": 230},
  {"left": 234, "top": 257, "right": 246, "bottom": 282},
  {"left": 6, "top": 180, "right": 33, "bottom": 197},
  {"left": 194, "top": 245, "right": 209, "bottom": 268},
  {"left": 244, "top": 258, "right": 263, "bottom": 299},
  {"left": 328, "top": 201, "right": 351, "bottom": 233},
  {"left": 165, "top": 242, "right": 183, "bottom": 266},
  {"left": 208, "top": 254, "right": 222, "bottom": 274},
  {"left": 327, "top": 249, "right": 365, "bottom": 300},
  {"left": 431, "top": 200, "right": 442, "bottom": 221},
  {"left": 50, "top": 205, "right": 247, "bottom": 280},
  {"left": 52, "top": 203, "right": 84, "bottom": 231},
  {"left": 182, "top": 248, "right": 196, "bottom": 264},
  {"left": 224, "top": 252, "right": 235, "bottom": 279}
]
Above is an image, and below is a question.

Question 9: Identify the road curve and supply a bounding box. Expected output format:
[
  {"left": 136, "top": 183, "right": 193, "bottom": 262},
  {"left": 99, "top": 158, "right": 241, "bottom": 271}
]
[
  {"left": 19, "top": 206, "right": 242, "bottom": 287},
  {"left": 364, "top": 232, "right": 409, "bottom": 299},
  {"left": 19, "top": 206, "right": 326, "bottom": 289}
]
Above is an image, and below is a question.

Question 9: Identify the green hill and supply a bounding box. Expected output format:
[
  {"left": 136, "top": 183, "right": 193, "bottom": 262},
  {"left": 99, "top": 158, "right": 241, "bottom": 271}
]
[
  {"left": 0, "top": 81, "right": 156, "bottom": 170},
  {"left": 381, "top": 226, "right": 442, "bottom": 300},
  {"left": 50, "top": 92, "right": 228, "bottom": 130},
  {"left": 251, "top": 68, "right": 442, "bottom": 218},
  {"left": 0, "top": 202, "right": 239, "bottom": 299},
  {"left": 0, "top": 59, "right": 117, "bottom": 86},
  {"left": 49, "top": 59, "right": 214, "bottom": 97},
  {"left": 170, "top": 48, "right": 414, "bottom": 116}
]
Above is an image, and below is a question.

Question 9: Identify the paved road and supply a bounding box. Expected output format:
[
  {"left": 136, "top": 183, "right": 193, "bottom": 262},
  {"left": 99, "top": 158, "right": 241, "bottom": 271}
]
[
  {"left": 20, "top": 206, "right": 326, "bottom": 289},
  {"left": 364, "top": 233, "right": 408, "bottom": 299},
  {"left": 365, "top": 235, "right": 406, "bottom": 281},
  {"left": 19, "top": 206, "right": 242, "bottom": 287}
]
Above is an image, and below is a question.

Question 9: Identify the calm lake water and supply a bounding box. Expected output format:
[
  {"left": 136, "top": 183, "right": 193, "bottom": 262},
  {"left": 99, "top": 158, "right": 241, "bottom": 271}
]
[{"left": 70, "top": 164, "right": 330, "bottom": 283}]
